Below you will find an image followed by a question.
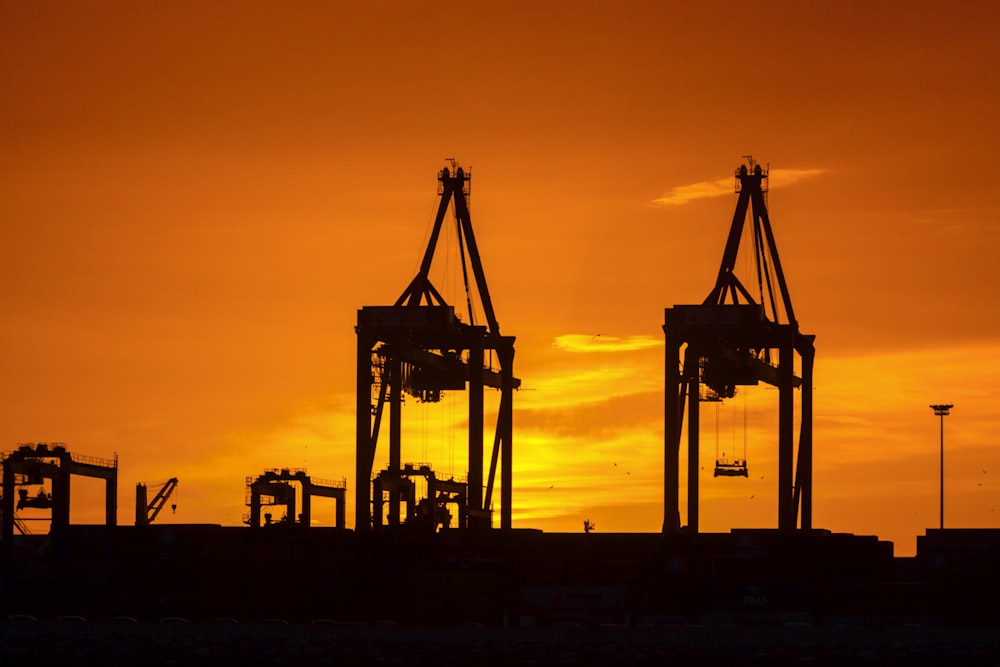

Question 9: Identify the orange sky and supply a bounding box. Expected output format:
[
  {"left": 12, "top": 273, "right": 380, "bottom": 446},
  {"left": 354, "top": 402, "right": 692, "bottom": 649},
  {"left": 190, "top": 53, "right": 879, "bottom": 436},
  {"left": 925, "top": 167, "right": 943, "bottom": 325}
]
[{"left": 2, "top": 1, "right": 999, "bottom": 555}]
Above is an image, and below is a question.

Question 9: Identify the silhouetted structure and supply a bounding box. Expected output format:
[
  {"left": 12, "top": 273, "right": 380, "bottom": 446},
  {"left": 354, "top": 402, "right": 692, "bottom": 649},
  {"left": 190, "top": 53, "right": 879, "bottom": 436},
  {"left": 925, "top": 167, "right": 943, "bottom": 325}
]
[
  {"left": 1, "top": 443, "right": 118, "bottom": 541},
  {"left": 245, "top": 468, "right": 346, "bottom": 528},
  {"left": 372, "top": 462, "right": 468, "bottom": 530},
  {"left": 356, "top": 163, "right": 519, "bottom": 531},
  {"left": 664, "top": 159, "right": 815, "bottom": 532},
  {"left": 1, "top": 443, "right": 118, "bottom": 615},
  {"left": 5, "top": 164, "right": 1000, "bottom": 635},
  {"left": 930, "top": 404, "right": 954, "bottom": 529},
  {"left": 135, "top": 477, "right": 178, "bottom": 526}
]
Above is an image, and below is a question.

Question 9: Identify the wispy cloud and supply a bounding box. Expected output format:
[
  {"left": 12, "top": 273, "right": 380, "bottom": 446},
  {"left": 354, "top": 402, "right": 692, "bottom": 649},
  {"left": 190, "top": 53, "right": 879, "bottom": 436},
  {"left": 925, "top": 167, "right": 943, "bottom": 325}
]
[
  {"left": 652, "top": 168, "right": 827, "bottom": 206},
  {"left": 765, "top": 168, "right": 827, "bottom": 187},
  {"left": 652, "top": 177, "right": 732, "bottom": 206},
  {"left": 553, "top": 333, "right": 661, "bottom": 353},
  {"left": 517, "top": 390, "right": 661, "bottom": 438}
]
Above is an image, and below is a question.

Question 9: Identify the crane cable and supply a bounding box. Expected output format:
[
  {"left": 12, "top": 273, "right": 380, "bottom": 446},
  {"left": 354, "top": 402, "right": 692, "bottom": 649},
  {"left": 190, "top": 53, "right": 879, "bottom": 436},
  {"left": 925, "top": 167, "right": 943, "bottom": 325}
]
[
  {"left": 714, "top": 402, "right": 720, "bottom": 461},
  {"left": 743, "top": 388, "right": 749, "bottom": 464}
]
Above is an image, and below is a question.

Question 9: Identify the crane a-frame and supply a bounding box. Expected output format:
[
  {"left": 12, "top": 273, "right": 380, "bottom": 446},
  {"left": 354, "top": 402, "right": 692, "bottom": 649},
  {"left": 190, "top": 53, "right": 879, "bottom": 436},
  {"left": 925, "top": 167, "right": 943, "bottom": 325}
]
[
  {"left": 355, "top": 163, "right": 518, "bottom": 531},
  {"left": 663, "top": 159, "right": 815, "bottom": 533}
]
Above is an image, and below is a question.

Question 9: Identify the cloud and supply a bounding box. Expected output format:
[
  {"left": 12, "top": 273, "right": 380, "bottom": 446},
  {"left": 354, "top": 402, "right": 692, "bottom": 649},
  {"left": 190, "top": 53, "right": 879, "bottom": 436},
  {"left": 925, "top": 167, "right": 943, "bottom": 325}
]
[
  {"left": 652, "top": 177, "right": 732, "bottom": 206},
  {"left": 553, "top": 333, "right": 661, "bottom": 353},
  {"left": 517, "top": 390, "right": 661, "bottom": 438},
  {"left": 652, "top": 168, "right": 827, "bottom": 206},
  {"left": 766, "top": 168, "right": 827, "bottom": 187}
]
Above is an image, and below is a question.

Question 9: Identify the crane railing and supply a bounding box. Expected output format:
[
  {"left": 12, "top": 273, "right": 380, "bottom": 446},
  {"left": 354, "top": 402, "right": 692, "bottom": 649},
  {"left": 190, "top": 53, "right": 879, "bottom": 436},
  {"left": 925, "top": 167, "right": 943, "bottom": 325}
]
[
  {"left": 69, "top": 452, "right": 118, "bottom": 469},
  {"left": 309, "top": 477, "right": 347, "bottom": 490}
]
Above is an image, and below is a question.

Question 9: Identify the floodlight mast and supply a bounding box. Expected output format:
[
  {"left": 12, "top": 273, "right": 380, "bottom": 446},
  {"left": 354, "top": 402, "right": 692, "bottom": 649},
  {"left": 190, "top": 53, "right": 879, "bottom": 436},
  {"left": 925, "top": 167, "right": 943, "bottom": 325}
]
[{"left": 930, "top": 403, "right": 953, "bottom": 530}]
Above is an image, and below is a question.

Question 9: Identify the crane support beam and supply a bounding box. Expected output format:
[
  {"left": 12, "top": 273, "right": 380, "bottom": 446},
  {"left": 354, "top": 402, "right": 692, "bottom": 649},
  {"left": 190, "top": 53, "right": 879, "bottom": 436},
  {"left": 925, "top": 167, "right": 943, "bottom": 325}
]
[
  {"left": 388, "top": 358, "right": 402, "bottom": 527},
  {"left": 377, "top": 343, "right": 521, "bottom": 393},
  {"left": 468, "top": 335, "right": 485, "bottom": 521},
  {"left": 663, "top": 336, "right": 683, "bottom": 533},
  {"left": 686, "top": 370, "right": 700, "bottom": 532}
]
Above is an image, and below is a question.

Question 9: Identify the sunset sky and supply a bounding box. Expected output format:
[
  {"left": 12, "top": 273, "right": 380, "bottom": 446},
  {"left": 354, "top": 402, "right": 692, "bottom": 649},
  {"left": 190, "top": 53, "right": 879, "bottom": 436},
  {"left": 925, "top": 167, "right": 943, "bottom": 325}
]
[{"left": 2, "top": 1, "right": 999, "bottom": 556}]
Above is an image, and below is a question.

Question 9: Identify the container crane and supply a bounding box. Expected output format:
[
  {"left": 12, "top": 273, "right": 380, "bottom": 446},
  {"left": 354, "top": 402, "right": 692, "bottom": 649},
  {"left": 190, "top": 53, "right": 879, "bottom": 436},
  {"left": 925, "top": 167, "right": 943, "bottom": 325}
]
[
  {"left": 356, "top": 163, "right": 519, "bottom": 531},
  {"left": 663, "top": 158, "right": 815, "bottom": 533}
]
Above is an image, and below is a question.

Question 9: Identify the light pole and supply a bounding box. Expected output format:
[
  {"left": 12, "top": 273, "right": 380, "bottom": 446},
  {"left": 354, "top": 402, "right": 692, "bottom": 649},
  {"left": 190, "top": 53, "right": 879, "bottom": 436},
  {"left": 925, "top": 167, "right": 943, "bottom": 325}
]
[{"left": 930, "top": 404, "right": 953, "bottom": 529}]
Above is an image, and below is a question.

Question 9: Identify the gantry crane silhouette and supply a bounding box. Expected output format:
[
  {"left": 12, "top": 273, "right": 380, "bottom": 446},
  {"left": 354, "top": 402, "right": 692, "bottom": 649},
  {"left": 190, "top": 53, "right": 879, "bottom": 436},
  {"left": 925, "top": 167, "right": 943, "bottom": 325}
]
[
  {"left": 2, "top": 443, "right": 118, "bottom": 539},
  {"left": 663, "top": 158, "right": 815, "bottom": 532},
  {"left": 355, "top": 163, "right": 519, "bottom": 531},
  {"left": 243, "top": 468, "right": 346, "bottom": 528}
]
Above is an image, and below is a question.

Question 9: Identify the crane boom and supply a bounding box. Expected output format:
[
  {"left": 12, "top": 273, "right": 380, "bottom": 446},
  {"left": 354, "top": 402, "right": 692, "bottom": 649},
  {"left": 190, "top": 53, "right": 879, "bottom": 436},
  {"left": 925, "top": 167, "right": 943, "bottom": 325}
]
[{"left": 135, "top": 478, "right": 178, "bottom": 526}]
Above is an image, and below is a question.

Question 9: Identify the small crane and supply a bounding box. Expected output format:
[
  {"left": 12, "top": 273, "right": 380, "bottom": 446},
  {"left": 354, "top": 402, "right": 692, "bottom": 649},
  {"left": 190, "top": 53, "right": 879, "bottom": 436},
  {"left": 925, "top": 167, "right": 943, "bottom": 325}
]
[{"left": 135, "top": 478, "right": 178, "bottom": 526}]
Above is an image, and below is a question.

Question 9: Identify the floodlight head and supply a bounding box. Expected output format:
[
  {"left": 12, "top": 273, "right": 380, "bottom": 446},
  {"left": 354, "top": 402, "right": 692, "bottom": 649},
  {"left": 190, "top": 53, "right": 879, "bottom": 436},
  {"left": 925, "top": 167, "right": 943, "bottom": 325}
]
[{"left": 930, "top": 403, "right": 954, "bottom": 416}]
